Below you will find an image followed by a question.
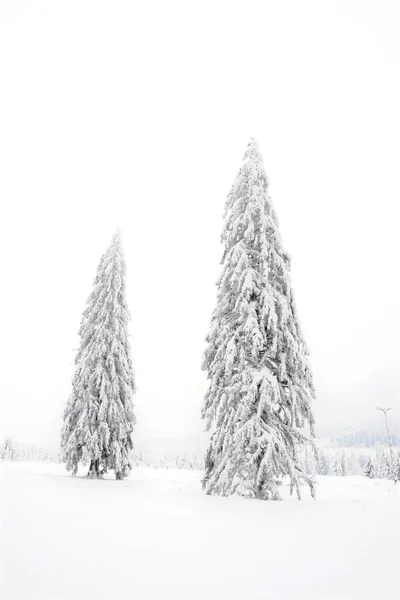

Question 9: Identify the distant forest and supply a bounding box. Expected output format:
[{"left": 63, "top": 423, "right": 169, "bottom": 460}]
[{"left": 326, "top": 417, "right": 400, "bottom": 448}]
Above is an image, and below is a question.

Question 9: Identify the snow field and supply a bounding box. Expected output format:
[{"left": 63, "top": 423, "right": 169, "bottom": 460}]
[{"left": 1, "top": 462, "right": 399, "bottom": 600}]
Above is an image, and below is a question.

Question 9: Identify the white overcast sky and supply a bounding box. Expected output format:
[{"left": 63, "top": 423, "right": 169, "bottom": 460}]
[{"left": 0, "top": 0, "right": 399, "bottom": 448}]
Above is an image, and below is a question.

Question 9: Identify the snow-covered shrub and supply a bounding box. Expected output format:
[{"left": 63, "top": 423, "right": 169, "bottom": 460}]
[
  {"left": 364, "top": 457, "right": 375, "bottom": 478},
  {"left": 0, "top": 437, "right": 18, "bottom": 460},
  {"left": 378, "top": 453, "right": 391, "bottom": 479},
  {"left": 316, "top": 450, "right": 329, "bottom": 475}
]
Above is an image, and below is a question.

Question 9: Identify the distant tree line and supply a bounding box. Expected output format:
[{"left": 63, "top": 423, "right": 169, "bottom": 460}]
[
  {"left": 0, "top": 437, "right": 203, "bottom": 470},
  {"left": 329, "top": 422, "right": 400, "bottom": 448},
  {"left": 3, "top": 435, "right": 400, "bottom": 480},
  {"left": 0, "top": 437, "right": 59, "bottom": 462},
  {"left": 300, "top": 444, "right": 400, "bottom": 479},
  {"left": 363, "top": 452, "right": 400, "bottom": 481}
]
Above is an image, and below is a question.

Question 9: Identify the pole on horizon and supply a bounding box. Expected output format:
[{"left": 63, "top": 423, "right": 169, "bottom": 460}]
[{"left": 376, "top": 407, "right": 396, "bottom": 484}]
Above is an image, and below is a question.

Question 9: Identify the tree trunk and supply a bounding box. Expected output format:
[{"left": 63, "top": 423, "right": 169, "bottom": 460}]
[{"left": 87, "top": 459, "right": 100, "bottom": 478}]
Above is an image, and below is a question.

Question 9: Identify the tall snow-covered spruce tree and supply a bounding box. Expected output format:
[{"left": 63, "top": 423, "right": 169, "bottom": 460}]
[
  {"left": 61, "top": 230, "right": 136, "bottom": 480},
  {"left": 201, "top": 138, "right": 316, "bottom": 500}
]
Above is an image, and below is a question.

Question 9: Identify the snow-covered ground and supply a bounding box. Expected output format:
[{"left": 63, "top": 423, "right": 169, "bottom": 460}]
[{"left": 1, "top": 462, "right": 398, "bottom": 600}]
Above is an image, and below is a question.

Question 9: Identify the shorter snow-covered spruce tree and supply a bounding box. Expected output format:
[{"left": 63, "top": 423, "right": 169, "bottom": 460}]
[
  {"left": 202, "top": 138, "right": 316, "bottom": 501},
  {"left": 61, "top": 230, "right": 136, "bottom": 480},
  {"left": 316, "top": 450, "right": 329, "bottom": 476},
  {"left": 332, "top": 460, "right": 342, "bottom": 476},
  {"left": 340, "top": 449, "right": 348, "bottom": 476},
  {"left": 364, "top": 457, "right": 375, "bottom": 479}
]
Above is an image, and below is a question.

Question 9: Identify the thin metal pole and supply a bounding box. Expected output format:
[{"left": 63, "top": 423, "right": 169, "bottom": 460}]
[{"left": 377, "top": 407, "right": 396, "bottom": 483}]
